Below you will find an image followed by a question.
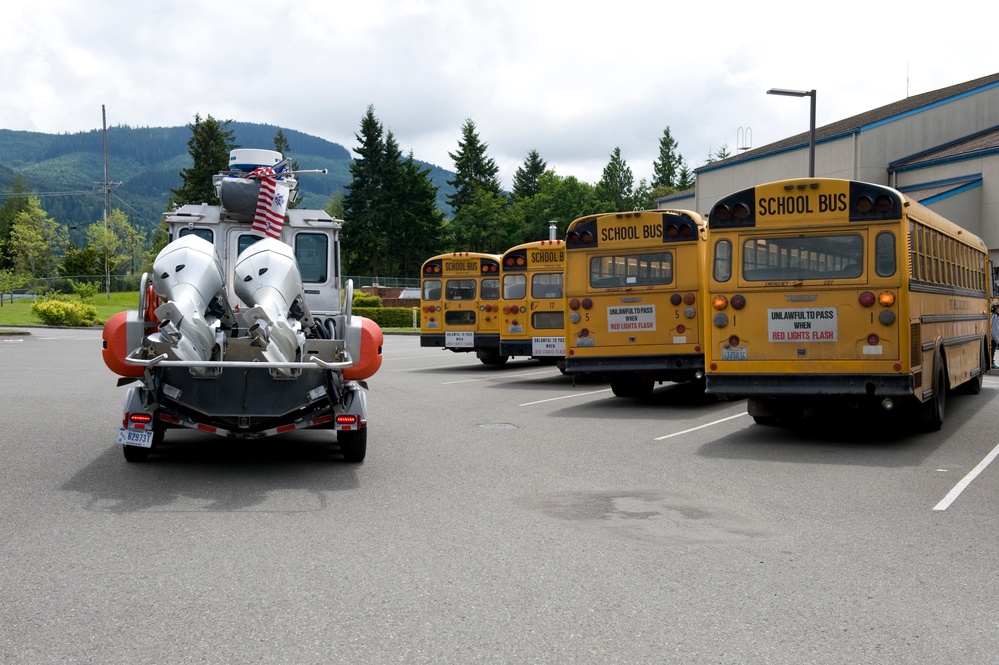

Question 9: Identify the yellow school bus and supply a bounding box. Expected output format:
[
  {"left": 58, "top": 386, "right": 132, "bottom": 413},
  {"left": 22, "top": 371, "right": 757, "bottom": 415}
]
[
  {"left": 420, "top": 252, "right": 505, "bottom": 364},
  {"left": 563, "top": 210, "right": 708, "bottom": 397},
  {"left": 499, "top": 239, "right": 566, "bottom": 365},
  {"left": 705, "top": 177, "right": 991, "bottom": 430}
]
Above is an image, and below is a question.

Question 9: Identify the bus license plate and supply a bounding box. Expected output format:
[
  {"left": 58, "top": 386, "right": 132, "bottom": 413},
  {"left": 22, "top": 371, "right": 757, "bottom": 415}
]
[
  {"left": 722, "top": 347, "right": 747, "bottom": 360},
  {"left": 117, "top": 428, "right": 153, "bottom": 448}
]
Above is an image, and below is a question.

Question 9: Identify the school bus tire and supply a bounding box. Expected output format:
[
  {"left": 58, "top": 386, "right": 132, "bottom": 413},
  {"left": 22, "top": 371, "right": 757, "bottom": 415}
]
[
  {"left": 610, "top": 378, "right": 654, "bottom": 399},
  {"left": 921, "top": 351, "right": 946, "bottom": 432},
  {"left": 338, "top": 427, "right": 367, "bottom": 463}
]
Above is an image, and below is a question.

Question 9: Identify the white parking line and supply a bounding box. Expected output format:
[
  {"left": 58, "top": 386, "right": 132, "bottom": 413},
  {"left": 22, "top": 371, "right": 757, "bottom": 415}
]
[
  {"left": 446, "top": 369, "right": 560, "bottom": 385},
  {"left": 518, "top": 389, "right": 612, "bottom": 406},
  {"left": 654, "top": 412, "right": 749, "bottom": 440},
  {"left": 933, "top": 441, "right": 999, "bottom": 511}
]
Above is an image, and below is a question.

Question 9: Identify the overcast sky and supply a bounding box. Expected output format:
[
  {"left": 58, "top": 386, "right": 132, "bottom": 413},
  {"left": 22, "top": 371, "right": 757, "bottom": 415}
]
[{"left": 2, "top": 1, "right": 995, "bottom": 190}]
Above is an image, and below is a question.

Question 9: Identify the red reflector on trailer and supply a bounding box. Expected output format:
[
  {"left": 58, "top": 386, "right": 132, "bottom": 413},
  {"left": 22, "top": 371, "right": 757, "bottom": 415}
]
[
  {"left": 276, "top": 424, "right": 296, "bottom": 434},
  {"left": 197, "top": 424, "right": 217, "bottom": 434}
]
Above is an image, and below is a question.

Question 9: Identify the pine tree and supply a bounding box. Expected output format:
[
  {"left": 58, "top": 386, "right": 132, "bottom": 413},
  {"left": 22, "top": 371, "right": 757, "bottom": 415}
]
[
  {"left": 342, "top": 106, "right": 388, "bottom": 276},
  {"left": 651, "top": 127, "right": 682, "bottom": 188},
  {"left": 676, "top": 163, "right": 695, "bottom": 191},
  {"left": 394, "top": 152, "right": 445, "bottom": 276},
  {"left": 595, "top": 147, "right": 636, "bottom": 212},
  {"left": 170, "top": 114, "right": 237, "bottom": 207},
  {"left": 446, "top": 119, "right": 501, "bottom": 214},
  {"left": 511, "top": 149, "right": 547, "bottom": 200}
]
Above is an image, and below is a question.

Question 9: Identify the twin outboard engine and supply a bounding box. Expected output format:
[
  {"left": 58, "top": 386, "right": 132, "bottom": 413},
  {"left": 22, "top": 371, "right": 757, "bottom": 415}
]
[
  {"left": 148, "top": 234, "right": 232, "bottom": 362},
  {"left": 234, "top": 238, "right": 313, "bottom": 370}
]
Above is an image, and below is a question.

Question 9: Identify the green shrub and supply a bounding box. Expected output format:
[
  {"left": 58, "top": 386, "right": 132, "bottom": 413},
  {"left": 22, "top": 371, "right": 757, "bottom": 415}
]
[
  {"left": 31, "top": 299, "right": 100, "bottom": 327},
  {"left": 353, "top": 306, "right": 419, "bottom": 329},
  {"left": 70, "top": 279, "right": 100, "bottom": 303},
  {"left": 352, "top": 292, "right": 383, "bottom": 307}
]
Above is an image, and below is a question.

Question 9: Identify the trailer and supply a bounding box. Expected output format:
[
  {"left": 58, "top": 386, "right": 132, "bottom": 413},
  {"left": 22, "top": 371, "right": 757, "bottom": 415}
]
[{"left": 102, "top": 149, "right": 382, "bottom": 462}]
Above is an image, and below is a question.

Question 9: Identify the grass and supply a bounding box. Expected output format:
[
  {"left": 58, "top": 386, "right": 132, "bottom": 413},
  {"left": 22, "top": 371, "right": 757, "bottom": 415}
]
[
  {"left": 0, "top": 292, "right": 137, "bottom": 327},
  {"left": 0, "top": 292, "right": 417, "bottom": 332}
]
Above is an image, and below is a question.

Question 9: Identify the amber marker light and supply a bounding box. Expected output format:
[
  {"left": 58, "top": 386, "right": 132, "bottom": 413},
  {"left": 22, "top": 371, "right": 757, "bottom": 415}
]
[
  {"left": 879, "top": 291, "right": 896, "bottom": 307},
  {"left": 712, "top": 295, "right": 729, "bottom": 310}
]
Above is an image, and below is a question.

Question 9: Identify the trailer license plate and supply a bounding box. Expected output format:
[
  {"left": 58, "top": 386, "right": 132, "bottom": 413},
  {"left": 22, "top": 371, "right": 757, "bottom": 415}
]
[{"left": 118, "top": 428, "right": 153, "bottom": 448}]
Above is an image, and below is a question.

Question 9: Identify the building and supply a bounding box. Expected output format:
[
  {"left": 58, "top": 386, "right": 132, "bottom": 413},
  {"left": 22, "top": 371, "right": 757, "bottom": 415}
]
[{"left": 660, "top": 72, "right": 999, "bottom": 269}]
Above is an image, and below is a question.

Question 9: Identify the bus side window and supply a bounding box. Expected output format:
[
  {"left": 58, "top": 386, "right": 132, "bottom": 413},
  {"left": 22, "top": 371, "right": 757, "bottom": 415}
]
[
  {"left": 876, "top": 232, "right": 896, "bottom": 277},
  {"left": 713, "top": 239, "right": 732, "bottom": 282}
]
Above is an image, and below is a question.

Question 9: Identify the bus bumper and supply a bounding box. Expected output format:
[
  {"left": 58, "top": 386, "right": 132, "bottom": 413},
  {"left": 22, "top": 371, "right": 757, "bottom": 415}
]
[
  {"left": 705, "top": 373, "right": 915, "bottom": 397},
  {"left": 564, "top": 354, "right": 704, "bottom": 378},
  {"left": 500, "top": 340, "right": 533, "bottom": 357}
]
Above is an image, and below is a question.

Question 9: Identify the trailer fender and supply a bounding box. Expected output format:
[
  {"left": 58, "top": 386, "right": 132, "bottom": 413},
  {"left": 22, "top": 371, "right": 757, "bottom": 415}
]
[{"left": 337, "top": 383, "right": 369, "bottom": 430}]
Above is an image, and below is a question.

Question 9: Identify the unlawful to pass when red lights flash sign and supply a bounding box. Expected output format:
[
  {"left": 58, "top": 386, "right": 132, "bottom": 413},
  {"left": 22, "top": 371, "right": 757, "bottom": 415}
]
[
  {"left": 608, "top": 305, "right": 656, "bottom": 332},
  {"left": 767, "top": 307, "right": 838, "bottom": 342}
]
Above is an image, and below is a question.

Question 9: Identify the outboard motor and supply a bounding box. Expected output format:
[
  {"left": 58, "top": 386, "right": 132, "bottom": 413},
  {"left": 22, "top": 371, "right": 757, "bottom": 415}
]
[
  {"left": 234, "top": 238, "right": 313, "bottom": 368},
  {"left": 148, "top": 234, "right": 232, "bottom": 362}
]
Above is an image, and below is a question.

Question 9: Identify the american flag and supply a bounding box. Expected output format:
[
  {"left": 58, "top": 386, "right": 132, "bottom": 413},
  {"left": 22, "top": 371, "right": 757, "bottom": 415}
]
[{"left": 247, "top": 166, "right": 289, "bottom": 239}]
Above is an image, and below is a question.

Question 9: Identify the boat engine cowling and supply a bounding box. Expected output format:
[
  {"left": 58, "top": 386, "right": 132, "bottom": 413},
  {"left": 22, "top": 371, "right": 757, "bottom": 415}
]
[
  {"left": 149, "top": 235, "right": 230, "bottom": 362},
  {"left": 234, "top": 238, "right": 312, "bottom": 365}
]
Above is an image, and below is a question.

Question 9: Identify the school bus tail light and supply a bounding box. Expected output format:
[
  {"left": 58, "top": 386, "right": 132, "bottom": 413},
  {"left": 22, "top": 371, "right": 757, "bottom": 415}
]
[
  {"left": 682, "top": 292, "right": 696, "bottom": 306},
  {"left": 730, "top": 294, "right": 746, "bottom": 310},
  {"left": 581, "top": 298, "right": 593, "bottom": 310},
  {"left": 670, "top": 294, "right": 682, "bottom": 306},
  {"left": 712, "top": 295, "right": 729, "bottom": 310},
  {"left": 859, "top": 291, "right": 876, "bottom": 307}
]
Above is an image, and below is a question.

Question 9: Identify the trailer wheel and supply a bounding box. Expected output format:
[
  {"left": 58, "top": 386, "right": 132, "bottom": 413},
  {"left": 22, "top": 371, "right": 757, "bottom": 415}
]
[{"left": 338, "top": 428, "right": 367, "bottom": 463}]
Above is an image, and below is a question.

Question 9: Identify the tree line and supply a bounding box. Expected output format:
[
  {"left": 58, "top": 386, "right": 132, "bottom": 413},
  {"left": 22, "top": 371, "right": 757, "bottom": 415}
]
[{"left": 0, "top": 107, "right": 698, "bottom": 297}]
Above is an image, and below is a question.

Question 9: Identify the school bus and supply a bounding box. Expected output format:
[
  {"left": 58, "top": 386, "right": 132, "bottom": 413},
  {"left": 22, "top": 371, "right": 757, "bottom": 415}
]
[
  {"left": 563, "top": 210, "right": 708, "bottom": 397},
  {"left": 705, "top": 177, "right": 991, "bottom": 430},
  {"left": 420, "top": 252, "right": 505, "bottom": 364},
  {"left": 499, "top": 239, "right": 566, "bottom": 365}
]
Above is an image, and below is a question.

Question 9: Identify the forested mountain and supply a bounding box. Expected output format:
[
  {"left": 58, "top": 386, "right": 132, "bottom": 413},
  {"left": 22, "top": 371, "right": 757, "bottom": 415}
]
[{"left": 0, "top": 122, "right": 455, "bottom": 245}]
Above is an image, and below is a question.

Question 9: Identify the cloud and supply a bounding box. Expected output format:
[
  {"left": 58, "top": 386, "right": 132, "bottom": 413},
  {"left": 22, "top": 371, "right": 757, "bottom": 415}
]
[{"left": 2, "top": 0, "right": 996, "bottom": 190}]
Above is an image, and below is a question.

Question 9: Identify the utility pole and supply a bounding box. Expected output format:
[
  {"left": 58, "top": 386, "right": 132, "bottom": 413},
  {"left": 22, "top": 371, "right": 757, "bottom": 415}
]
[{"left": 94, "top": 105, "right": 122, "bottom": 298}]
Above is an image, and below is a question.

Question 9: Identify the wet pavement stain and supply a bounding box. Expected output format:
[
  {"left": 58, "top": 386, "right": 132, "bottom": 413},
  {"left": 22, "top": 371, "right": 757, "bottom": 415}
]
[{"left": 515, "top": 490, "right": 773, "bottom": 545}]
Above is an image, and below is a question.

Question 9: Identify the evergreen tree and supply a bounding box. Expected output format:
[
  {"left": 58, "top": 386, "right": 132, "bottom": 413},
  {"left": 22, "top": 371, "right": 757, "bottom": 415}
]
[
  {"left": 511, "top": 149, "right": 547, "bottom": 200},
  {"left": 676, "top": 164, "right": 695, "bottom": 191},
  {"left": 0, "top": 175, "right": 35, "bottom": 270},
  {"left": 394, "top": 152, "right": 446, "bottom": 277},
  {"left": 342, "top": 106, "right": 389, "bottom": 276},
  {"left": 446, "top": 119, "right": 502, "bottom": 213},
  {"left": 595, "top": 147, "right": 636, "bottom": 212},
  {"left": 705, "top": 144, "right": 732, "bottom": 164},
  {"left": 651, "top": 127, "right": 682, "bottom": 188},
  {"left": 60, "top": 242, "right": 104, "bottom": 277},
  {"left": 170, "top": 114, "right": 237, "bottom": 207}
]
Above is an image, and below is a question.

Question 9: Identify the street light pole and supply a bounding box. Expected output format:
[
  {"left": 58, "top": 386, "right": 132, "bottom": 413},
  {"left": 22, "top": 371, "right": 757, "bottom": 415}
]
[{"left": 767, "top": 88, "right": 816, "bottom": 177}]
